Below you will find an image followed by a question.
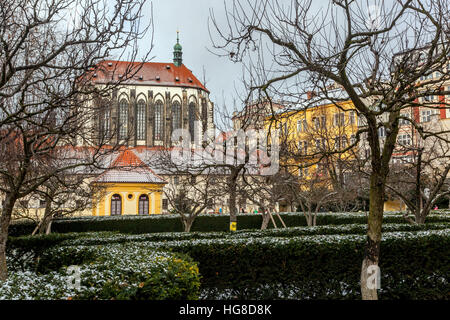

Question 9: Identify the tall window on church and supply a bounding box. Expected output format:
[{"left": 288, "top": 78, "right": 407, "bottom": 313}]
[
  {"left": 100, "top": 107, "right": 110, "bottom": 140},
  {"left": 154, "top": 100, "right": 163, "bottom": 140},
  {"left": 118, "top": 99, "right": 128, "bottom": 140},
  {"left": 189, "top": 102, "right": 196, "bottom": 143},
  {"left": 172, "top": 101, "right": 181, "bottom": 131},
  {"left": 202, "top": 100, "right": 208, "bottom": 134},
  {"left": 104, "top": 109, "right": 110, "bottom": 137},
  {"left": 136, "top": 99, "right": 146, "bottom": 140}
]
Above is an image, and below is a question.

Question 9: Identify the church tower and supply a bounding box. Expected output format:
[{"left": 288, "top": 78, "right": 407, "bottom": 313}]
[{"left": 173, "top": 31, "right": 183, "bottom": 67}]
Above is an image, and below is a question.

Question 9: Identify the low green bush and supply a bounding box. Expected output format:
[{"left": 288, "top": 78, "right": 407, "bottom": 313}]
[
  {"left": 52, "top": 222, "right": 450, "bottom": 247},
  {"left": 119, "top": 229, "right": 449, "bottom": 300},
  {"left": 8, "top": 211, "right": 450, "bottom": 236},
  {"left": 6, "top": 232, "right": 117, "bottom": 272},
  {"left": 2, "top": 244, "right": 201, "bottom": 300}
]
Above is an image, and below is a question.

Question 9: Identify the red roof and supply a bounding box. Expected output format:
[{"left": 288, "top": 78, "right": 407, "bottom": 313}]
[
  {"left": 95, "top": 148, "right": 166, "bottom": 184},
  {"left": 112, "top": 148, "right": 146, "bottom": 167},
  {"left": 90, "top": 60, "right": 209, "bottom": 92}
]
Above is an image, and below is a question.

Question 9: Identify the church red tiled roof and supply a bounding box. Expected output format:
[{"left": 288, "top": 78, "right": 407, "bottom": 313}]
[
  {"left": 95, "top": 149, "right": 166, "bottom": 184},
  {"left": 112, "top": 148, "right": 146, "bottom": 167},
  {"left": 90, "top": 60, "right": 209, "bottom": 93}
]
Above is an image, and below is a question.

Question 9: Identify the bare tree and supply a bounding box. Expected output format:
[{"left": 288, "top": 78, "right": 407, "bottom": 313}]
[
  {"left": 0, "top": 0, "right": 153, "bottom": 281},
  {"left": 164, "top": 176, "right": 217, "bottom": 232},
  {"left": 386, "top": 126, "right": 450, "bottom": 223},
  {"left": 153, "top": 148, "right": 220, "bottom": 232},
  {"left": 210, "top": 0, "right": 450, "bottom": 299}
]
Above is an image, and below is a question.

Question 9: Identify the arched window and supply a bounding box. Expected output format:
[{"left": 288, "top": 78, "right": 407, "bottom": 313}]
[
  {"left": 104, "top": 108, "right": 111, "bottom": 137},
  {"left": 189, "top": 102, "right": 196, "bottom": 143},
  {"left": 202, "top": 100, "right": 208, "bottom": 134},
  {"left": 111, "top": 194, "right": 122, "bottom": 216},
  {"left": 138, "top": 194, "right": 149, "bottom": 215},
  {"left": 99, "top": 106, "right": 110, "bottom": 140},
  {"left": 172, "top": 101, "right": 181, "bottom": 132},
  {"left": 118, "top": 99, "right": 128, "bottom": 140},
  {"left": 136, "top": 99, "right": 146, "bottom": 140},
  {"left": 154, "top": 100, "right": 163, "bottom": 140}
]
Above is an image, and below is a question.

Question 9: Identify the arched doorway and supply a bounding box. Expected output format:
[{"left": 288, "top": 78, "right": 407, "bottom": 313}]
[
  {"left": 111, "top": 194, "right": 122, "bottom": 216},
  {"left": 138, "top": 194, "right": 149, "bottom": 215}
]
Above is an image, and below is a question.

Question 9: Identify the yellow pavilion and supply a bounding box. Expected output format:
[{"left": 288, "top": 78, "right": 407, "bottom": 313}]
[{"left": 92, "top": 149, "right": 166, "bottom": 216}]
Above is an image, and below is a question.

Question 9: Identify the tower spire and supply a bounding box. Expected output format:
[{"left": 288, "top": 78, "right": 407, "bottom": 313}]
[{"left": 173, "top": 30, "right": 182, "bottom": 67}]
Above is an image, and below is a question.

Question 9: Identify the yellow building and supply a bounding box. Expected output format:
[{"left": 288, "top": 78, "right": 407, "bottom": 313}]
[
  {"left": 92, "top": 149, "right": 166, "bottom": 216},
  {"left": 265, "top": 98, "right": 358, "bottom": 178}
]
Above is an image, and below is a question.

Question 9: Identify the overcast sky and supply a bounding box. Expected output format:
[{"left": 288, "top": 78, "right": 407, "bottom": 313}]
[{"left": 137, "top": 0, "right": 245, "bottom": 112}]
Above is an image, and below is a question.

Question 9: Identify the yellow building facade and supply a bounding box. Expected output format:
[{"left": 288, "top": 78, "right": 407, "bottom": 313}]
[
  {"left": 265, "top": 99, "right": 359, "bottom": 177},
  {"left": 92, "top": 149, "right": 166, "bottom": 216}
]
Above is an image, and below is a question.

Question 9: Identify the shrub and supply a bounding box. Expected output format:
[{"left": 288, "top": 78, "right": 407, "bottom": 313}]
[
  {"left": 8, "top": 211, "right": 450, "bottom": 236},
  {"left": 52, "top": 222, "right": 450, "bottom": 247},
  {"left": 6, "top": 232, "right": 117, "bottom": 272},
  {"left": 120, "top": 229, "right": 449, "bottom": 300},
  {"left": 2, "top": 244, "right": 201, "bottom": 300}
]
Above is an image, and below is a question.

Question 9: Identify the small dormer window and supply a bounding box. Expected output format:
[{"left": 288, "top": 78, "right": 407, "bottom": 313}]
[
  {"left": 175, "top": 77, "right": 180, "bottom": 81},
  {"left": 93, "top": 73, "right": 97, "bottom": 77},
  {"left": 138, "top": 75, "right": 143, "bottom": 80},
  {"left": 166, "top": 65, "right": 171, "bottom": 69},
  {"left": 188, "top": 77, "right": 193, "bottom": 83},
  {"left": 107, "top": 62, "right": 113, "bottom": 67},
  {"left": 156, "top": 76, "right": 160, "bottom": 80}
]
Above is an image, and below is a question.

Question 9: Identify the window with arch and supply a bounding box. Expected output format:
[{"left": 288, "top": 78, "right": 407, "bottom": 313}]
[
  {"left": 189, "top": 102, "right": 196, "bottom": 142},
  {"left": 136, "top": 99, "right": 146, "bottom": 140},
  {"left": 154, "top": 100, "right": 163, "bottom": 140},
  {"left": 111, "top": 194, "right": 122, "bottom": 216},
  {"left": 202, "top": 100, "right": 208, "bottom": 133},
  {"left": 172, "top": 100, "right": 181, "bottom": 132},
  {"left": 99, "top": 107, "right": 111, "bottom": 139},
  {"left": 118, "top": 99, "right": 128, "bottom": 140},
  {"left": 138, "top": 194, "right": 149, "bottom": 215}
]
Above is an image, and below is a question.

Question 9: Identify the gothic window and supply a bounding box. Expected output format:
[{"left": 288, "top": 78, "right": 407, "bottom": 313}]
[
  {"left": 111, "top": 194, "right": 122, "bottom": 216},
  {"left": 202, "top": 100, "right": 208, "bottom": 133},
  {"left": 189, "top": 102, "right": 196, "bottom": 142},
  {"left": 136, "top": 99, "right": 146, "bottom": 140},
  {"left": 100, "top": 107, "right": 110, "bottom": 139},
  {"left": 138, "top": 194, "right": 149, "bottom": 215},
  {"left": 154, "top": 100, "right": 163, "bottom": 140},
  {"left": 172, "top": 101, "right": 181, "bottom": 131},
  {"left": 118, "top": 99, "right": 128, "bottom": 140}
]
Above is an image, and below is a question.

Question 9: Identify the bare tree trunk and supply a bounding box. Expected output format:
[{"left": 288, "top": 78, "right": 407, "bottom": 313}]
[
  {"left": 0, "top": 193, "right": 16, "bottom": 281},
  {"left": 261, "top": 207, "right": 270, "bottom": 230},
  {"left": 305, "top": 212, "right": 312, "bottom": 227},
  {"left": 182, "top": 215, "right": 195, "bottom": 232},
  {"left": 415, "top": 212, "right": 426, "bottom": 224},
  {"left": 228, "top": 174, "right": 238, "bottom": 231},
  {"left": 45, "top": 220, "right": 52, "bottom": 235},
  {"left": 360, "top": 172, "right": 384, "bottom": 300},
  {"left": 38, "top": 195, "right": 53, "bottom": 235}
]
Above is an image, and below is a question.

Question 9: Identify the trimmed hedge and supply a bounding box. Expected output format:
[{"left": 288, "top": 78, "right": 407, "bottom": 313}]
[
  {"left": 8, "top": 223, "right": 449, "bottom": 253},
  {"left": 2, "top": 244, "right": 200, "bottom": 300},
  {"left": 132, "top": 229, "right": 449, "bottom": 300},
  {"left": 8, "top": 211, "right": 450, "bottom": 236},
  {"left": 5, "top": 225, "right": 450, "bottom": 299},
  {"left": 21, "top": 225, "right": 447, "bottom": 300},
  {"left": 53, "top": 222, "right": 449, "bottom": 247}
]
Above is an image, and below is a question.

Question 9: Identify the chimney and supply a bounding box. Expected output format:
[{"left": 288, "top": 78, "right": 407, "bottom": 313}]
[{"left": 307, "top": 91, "right": 316, "bottom": 100}]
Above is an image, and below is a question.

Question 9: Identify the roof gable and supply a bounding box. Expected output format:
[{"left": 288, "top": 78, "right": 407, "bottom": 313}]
[
  {"left": 95, "top": 149, "right": 166, "bottom": 184},
  {"left": 91, "top": 60, "right": 208, "bottom": 92}
]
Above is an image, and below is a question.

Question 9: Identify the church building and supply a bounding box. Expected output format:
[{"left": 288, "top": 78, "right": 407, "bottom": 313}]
[
  {"left": 89, "top": 32, "right": 215, "bottom": 148},
  {"left": 85, "top": 33, "right": 216, "bottom": 216}
]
